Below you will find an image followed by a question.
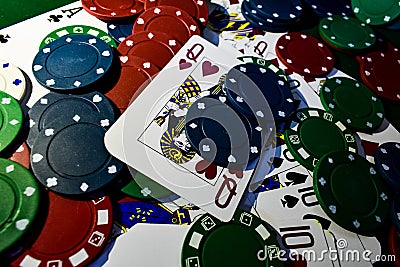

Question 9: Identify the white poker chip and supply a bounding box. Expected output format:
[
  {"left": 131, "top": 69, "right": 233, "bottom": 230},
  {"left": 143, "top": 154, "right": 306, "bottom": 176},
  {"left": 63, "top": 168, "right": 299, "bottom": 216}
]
[{"left": 0, "top": 60, "right": 26, "bottom": 100}]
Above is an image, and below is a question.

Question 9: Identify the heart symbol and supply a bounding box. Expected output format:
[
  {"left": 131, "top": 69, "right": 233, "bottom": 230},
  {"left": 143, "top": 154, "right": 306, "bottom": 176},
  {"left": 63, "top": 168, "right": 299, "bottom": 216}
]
[
  {"left": 228, "top": 155, "right": 236, "bottom": 163},
  {"left": 202, "top": 61, "right": 219, "bottom": 77},
  {"left": 179, "top": 59, "right": 192, "bottom": 70},
  {"left": 32, "top": 153, "right": 43, "bottom": 163},
  {"left": 120, "top": 56, "right": 129, "bottom": 63},
  {"left": 33, "top": 65, "right": 43, "bottom": 71},
  {"left": 16, "top": 219, "right": 29, "bottom": 230},
  {"left": 195, "top": 160, "right": 217, "bottom": 180},
  {"left": 93, "top": 94, "right": 102, "bottom": 103},
  {"left": 108, "top": 165, "right": 117, "bottom": 174},
  {"left": 102, "top": 51, "right": 110, "bottom": 57},
  {"left": 137, "top": 18, "right": 145, "bottom": 24}
]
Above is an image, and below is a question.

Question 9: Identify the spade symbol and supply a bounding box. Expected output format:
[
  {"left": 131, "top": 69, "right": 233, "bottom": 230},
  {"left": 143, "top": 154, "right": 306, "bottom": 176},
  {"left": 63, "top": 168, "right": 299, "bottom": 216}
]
[
  {"left": 281, "top": 195, "right": 299, "bottom": 209},
  {"left": 285, "top": 172, "right": 308, "bottom": 186}
]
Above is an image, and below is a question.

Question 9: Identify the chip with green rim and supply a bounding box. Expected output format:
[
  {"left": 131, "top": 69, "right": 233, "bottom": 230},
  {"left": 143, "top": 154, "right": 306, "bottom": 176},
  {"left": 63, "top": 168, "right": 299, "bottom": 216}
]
[
  {"left": 237, "top": 56, "right": 289, "bottom": 81},
  {"left": 181, "top": 210, "right": 283, "bottom": 267},
  {"left": 352, "top": 0, "right": 400, "bottom": 25},
  {"left": 320, "top": 77, "right": 384, "bottom": 131},
  {"left": 284, "top": 108, "right": 357, "bottom": 171},
  {"left": 0, "top": 159, "right": 40, "bottom": 253},
  {"left": 313, "top": 151, "right": 390, "bottom": 234},
  {"left": 0, "top": 91, "right": 23, "bottom": 153},
  {"left": 319, "top": 15, "right": 376, "bottom": 51},
  {"left": 39, "top": 25, "right": 117, "bottom": 49}
]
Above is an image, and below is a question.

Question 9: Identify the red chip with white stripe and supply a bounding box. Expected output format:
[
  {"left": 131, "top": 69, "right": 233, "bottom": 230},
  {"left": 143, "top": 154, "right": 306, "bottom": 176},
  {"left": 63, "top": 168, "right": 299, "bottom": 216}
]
[
  {"left": 10, "top": 192, "right": 113, "bottom": 267},
  {"left": 360, "top": 47, "right": 400, "bottom": 102},
  {"left": 275, "top": 32, "right": 335, "bottom": 77}
]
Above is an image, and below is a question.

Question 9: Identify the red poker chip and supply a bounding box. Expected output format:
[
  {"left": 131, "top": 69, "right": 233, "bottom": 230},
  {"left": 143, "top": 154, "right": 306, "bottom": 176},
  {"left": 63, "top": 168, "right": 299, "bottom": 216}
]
[
  {"left": 106, "top": 56, "right": 160, "bottom": 113},
  {"left": 8, "top": 142, "right": 30, "bottom": 169},
  {"left": 144, "top": 0, "right": 208, "bottom": 26},
  {"left": 275, "top": 32, "right": 335, "bottom": 77},
  {"left": 10, "top": 192, "right": 113, "bottom": 267},
  {"left": 81, "top": 0, "right": 144, "bottom": 21},
  {"left": 117, "top": 31, "right": 182, "bottom": 69},
  {"left": 389, "top": 226, "right": 400, "bottom": 267},
  {"left": 360, "top": 47, "right": 400, "bottom": 102},
  {"left": 132, "top": 6, "right": 200, "bottom": 45}
]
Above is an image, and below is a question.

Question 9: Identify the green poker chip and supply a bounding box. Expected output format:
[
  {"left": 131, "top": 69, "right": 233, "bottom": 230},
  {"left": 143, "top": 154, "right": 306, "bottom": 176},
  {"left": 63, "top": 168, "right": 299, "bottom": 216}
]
[
  {"left": 0, "top": 159, "right": 40, "bottom": 253},
  {"left": 313, "top": 151, "right": 390, "bottom": 234},
  {"left": 181, "top": 210, "right": 283, "bottom": 267},
  {"left": 320, "top": 77, "right": 385, "bottom": 132},
  {"left": 352, "top": 0, "right": 400, "bottom": 25},
  {"left": 39, "top": 25, "right": 117, "bottom": 49},
  {"left": 319, "top": 15, "right": 376, "bottom": 51},
  {"left": 237, "top": 55, "right": 289, "bottom": 81},
  {"left": 284, "top": 108, "right": 358, "bottom": 171},
  {"left": 0, "top": 91, "right": 23, "bottom": 153}
]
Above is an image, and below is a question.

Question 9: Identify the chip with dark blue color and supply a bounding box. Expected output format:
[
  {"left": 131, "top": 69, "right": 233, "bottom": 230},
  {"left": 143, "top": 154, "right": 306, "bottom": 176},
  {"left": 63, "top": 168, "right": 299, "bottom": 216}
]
[
  {"left": 303, "top": 0, "right": 352, "bottom": 17},
  {"left": 27, "top": 91, "right": 115, "bottom": 148},
  {"left": 244, "top": 0, "right": 303, "bottom": 22},
  {"left": 224, "top": 63, "right": 295, "bottom": 122},
  {"left": 374, "top": 142, "right": 400, "bottom": 193},
  {"left": 107, "top": 20, "right": 135, "bottom": 44},
  {"left": 32, "top": 34, "right": 114, "bottom": 91}
]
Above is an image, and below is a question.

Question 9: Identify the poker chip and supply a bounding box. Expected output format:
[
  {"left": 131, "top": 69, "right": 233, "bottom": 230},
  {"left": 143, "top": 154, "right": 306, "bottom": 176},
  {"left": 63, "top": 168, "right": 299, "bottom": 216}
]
[
  {"left": 206, "top": 2, "right": 230, "bottom": 31},
  {"left": 144, "top": 0, "right": 209, "bottom": 26},
  {"left": 275, "top": 32, "right": 335, "bottom": 77},
  {"left": 39, "top": 25, "right": 117, "bottom": 49},
  {"left": 132, "top": 6, "right": 201, "bottom": 45},
  {"left": 313, "top": 151, "right": 390, "bottom": 234},
  {"left": 224, "top": 63, "right": 295, "bottom": 122},
  {"left": 319, "top": 77, "right": 384, "bottom": 131},
  {"left": 181, "top": 210, "right": 283, "bottom": 267},
  {"left": 31, "top": 114, "right": 123, "bottom": 195},
  {"left": 360, "top": 48, "right": 400, "bottom": 102},
  {"left": 107, "top": 20, "right": 135, "bottom": 44},
  {"left": 32, "top": 34, "right": 114, "bottom": 91},
  {"left": 105, "top": 55, "right": 160, "bottom": 112},
  {"left": 117, "top": 31, "right": 182, "bottom": 69},
  {"left": 388, "top": 225, "right": 400, "bottom": 267},
  {"left": 352, "top": 0, "right": 400, "bottom": 25},
  {"left": 244, "top": 0, "right": 303, "bottom": 23},
  {"left": 319, "top": 15, "right": 376, "bottom": 51},
  {"left": 237, "top": 56, "right": 289, "bottom": 81},
  {"left": 81, "top": 0, "right": 144, "bottom": 21},
  {"left": 391, "top": 197, "right": 400, "bottom": 233},
  {"left": 284, "top": 108, "right": 358, "bottom": 171},
  {"left": 27, "top": 91, "right": 115, "bottom": 148},
  {"left": 0, "top": 60, "right": 26, "bottom": 101},
  {"left": 303, "top": 0, "right": 352, "bottom": 17},
  {"left": 0, "top": 159, "right": 40, "bottom": 253},
  {"left": 185, "top": 95, "right": 262, "bottom": 170},
  {"left": 374, "top": 142, "right": 400, "bottom": 193},
  {"left": 8, "top": 142, "right": 30, "bottom": 169},
  {"left": 10, "top": 192, "right": 113, "bottom": 267},
  {"left": 0, "top": 91, "right": 23, "bottom": 153}
]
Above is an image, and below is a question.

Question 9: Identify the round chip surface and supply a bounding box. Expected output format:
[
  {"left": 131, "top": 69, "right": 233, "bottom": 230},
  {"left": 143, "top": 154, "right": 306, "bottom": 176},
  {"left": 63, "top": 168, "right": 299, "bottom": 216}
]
[
  {"left": 319, "top": 15, "right": 376, "bottom": 51},
  {"left": 244, "top": 0, "right": 303, "bottom": 22},
  {"left": 360, "top": 48, "right": 400, "bottom": 102},
  {"left": 181, "top": 210, "right": 283, "bottom": 267},
  {"left": 107, "top": 20, "right": 135, "bottom": 43},
  {"left": 39, "top": 25, "right": 117, "bottom": 49},
  {"left": 10, "top": 192, "right": 112, "bottom": 267},
  {"left": 304, "top": 0, "right": 352, "bottom": 17},
  {"left": 0, "top": 60, "right": 26, "bottom": 101},
  {"left": 27, "top": 91, "right": 115, "bottom": 148},
  {"left": 352, "top": 0, "right": 400, "bottom": 25},
  {"left": 374, "top": 142, "right": 400, "bottom": 193},
  {"left": 0, "top": 159, "right": 40, "bottom": 253},
  {"left": 284, "top": 108, "right": 358, "bottom": 170},
  {"left": 144, "top": 0, "right": 208, "bottom": 25},
  {"left": 275, "top": 32, "right": 334, "bottom": 77},
  {"left": 32, "top": 34, "right": 114, "bottom": 91},
  {"left": 81, "top": 0, "right": 144, "bottom": 20},
  {"left": 320, "top": 77, "right": 384, "bottom": 131},
  {"left": 132, "top": 6, "right": 200, "bottom": 45},
  {"left": 313, "top": 151, "right": 390, "bottom": 234},
  {"left": 0, "top": 91, "right": 23, "bottom": 153},
  {"left": 31, "top": 115, "right": 123, "bottom": 195}
]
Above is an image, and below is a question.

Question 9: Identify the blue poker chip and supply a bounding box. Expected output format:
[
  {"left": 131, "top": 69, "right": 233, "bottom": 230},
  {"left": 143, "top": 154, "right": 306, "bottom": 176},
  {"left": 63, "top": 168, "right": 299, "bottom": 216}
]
[
  {"left": 391, "top": 197, "right": 400, "bottom": 233},
  {"left": 30, "top": 113, "right": 123, "bottom": 195},
  {"left": 107, "top": 20, "right": 134, "bottom": 44},
  {"left": 184, "top": 95, "right": 263, "bottom": 170},
  {"left": 243, "top": 0, "right": 303, "bottom": 23},
  {"left": 27, "top": 91, "right": 115, "bottom": 148},
  {"left": 303, "top": 0, "right": 352, "bottom": 17},
  {"left": 32, "top": 34, "right": 114, "bottom": 91},
  {"left": 224, "top": 63, "right": 295, "bottom": 122},
  {"left": 374, "top": 142, "right": 400, "bottom": 193}
]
